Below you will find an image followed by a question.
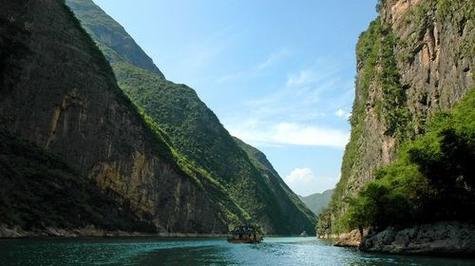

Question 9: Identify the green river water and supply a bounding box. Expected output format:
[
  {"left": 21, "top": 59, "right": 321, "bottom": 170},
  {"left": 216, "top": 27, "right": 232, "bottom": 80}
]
[{"left": 0, "top": 237, "right": 473, "bottom": 265}]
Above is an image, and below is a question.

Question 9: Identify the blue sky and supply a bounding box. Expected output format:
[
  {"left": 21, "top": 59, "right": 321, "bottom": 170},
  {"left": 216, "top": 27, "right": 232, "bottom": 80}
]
[{"left": 94, "top": 0, "right": 378, "bottom": 196}]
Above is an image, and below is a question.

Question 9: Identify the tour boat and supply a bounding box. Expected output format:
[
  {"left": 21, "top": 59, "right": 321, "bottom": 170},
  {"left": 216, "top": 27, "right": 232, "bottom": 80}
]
[{"left": 227, "top": 224, "right": 263, "bottom": 244}]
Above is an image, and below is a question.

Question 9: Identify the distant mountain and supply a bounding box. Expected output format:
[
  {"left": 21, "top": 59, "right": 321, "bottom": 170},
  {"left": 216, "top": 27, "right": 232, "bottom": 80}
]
[
  {"left": 299, "top": 189, "right": 334, "bottom": 216},
  {"left": 66, "top": 0, "right": 315, "bottom": 235}
]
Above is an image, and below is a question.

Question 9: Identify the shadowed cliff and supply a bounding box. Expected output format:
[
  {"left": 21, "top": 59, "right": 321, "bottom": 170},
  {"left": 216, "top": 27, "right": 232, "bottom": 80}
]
[{"left": 0, "top": 0, "right": 250, "bottom": 235}]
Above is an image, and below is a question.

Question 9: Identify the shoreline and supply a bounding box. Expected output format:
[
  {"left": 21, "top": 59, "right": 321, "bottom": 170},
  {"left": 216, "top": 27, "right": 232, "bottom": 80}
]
[
  {"left": 318, "top": 229, "right": 362, "bottom": 248},
  {"left": 0, "top": 225, "right": 230, "bottom": 240},
  {"left": 0, "top": 225, "right": 306, "bottom": 240},
  {"left": 319, "top": 222, "right": 475, "bottom": 257},
  {"left": 359, "top": 222, "right": 475, "bottom": 257}
]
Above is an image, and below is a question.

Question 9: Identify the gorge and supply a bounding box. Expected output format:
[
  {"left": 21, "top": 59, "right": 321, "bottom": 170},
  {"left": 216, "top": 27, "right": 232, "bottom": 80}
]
[{"left": 0, "top": 0, "right": 474, "bottom": 263}]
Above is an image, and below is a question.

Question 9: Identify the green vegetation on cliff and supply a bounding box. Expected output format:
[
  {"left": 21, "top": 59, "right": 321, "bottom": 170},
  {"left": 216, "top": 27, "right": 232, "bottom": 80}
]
[
  {"left": 319, "top": 0, "right": 474, "bottom": 236},
  {"left": 65, "top": 0, "right": 164, "bottom": 77},
  {"left": 355, "top": 18, "right": 409, "bottom": 137},
  {"left": 320, "top": 17, "right": 409, "bottom": 234},
  {"left": 66, "top": 0, "right": 315, "bottom": 234},
  {"left": 112, "top": 52, "right": 315, "bottom": 234},
  {"left": 112, "top": 45, "right": 315, "bottom": 235},
  {"left": 233, "top": 137, "right": 317, "bottom": 232},
  {"left": 344, "top": 88, "right": 475, "bottom": 231},
  {"left": 138, "top": 108, "right": 251, "bottom": 228}
]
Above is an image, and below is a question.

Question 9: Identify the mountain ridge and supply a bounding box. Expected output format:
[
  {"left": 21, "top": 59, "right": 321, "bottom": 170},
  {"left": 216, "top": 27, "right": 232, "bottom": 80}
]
[
  {"left": 65, "top": 0, "right": 164, "bottom": 78},
  {"left": 299, "top": 189, "right": 334, "bottom": 216},
  {"left": 66, "top": 0, "right": 316, "bottom": 235}
]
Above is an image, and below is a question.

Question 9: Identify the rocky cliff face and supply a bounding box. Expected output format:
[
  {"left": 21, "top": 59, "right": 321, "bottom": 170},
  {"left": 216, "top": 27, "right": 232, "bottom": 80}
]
[
  {"left": 382, "top": 0, "right": 474, "bottom": 132},
  {"left": 66, "top": 0, "right": 316, "bottom": 235},
  {"left": 360, "top": 222, "right": 475, "bottom": 256},
  {"left": 0, "top": 0, "right": 249, "bottom": 234},
  {"left": 327, "top": 0, "right": 474, "bottom": 232},
  {"left": 0, "top": 130, "right": 155, "bottom": 236}
]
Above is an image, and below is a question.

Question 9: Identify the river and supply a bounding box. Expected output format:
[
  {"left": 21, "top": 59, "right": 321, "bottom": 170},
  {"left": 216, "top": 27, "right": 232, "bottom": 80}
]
[{"left": 0, "top": 237, "right": 473, "bottom": 265}]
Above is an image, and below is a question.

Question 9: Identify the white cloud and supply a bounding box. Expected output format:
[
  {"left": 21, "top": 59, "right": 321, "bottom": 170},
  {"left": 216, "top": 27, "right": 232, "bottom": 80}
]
[
  {"left": 273, "top": 123, "right": 349, "bottom": 147},
  {"left": 229, "top": 121, "right": 349, "bottom": 148},
  {"left": 284, "top": 168, "right": 338, "bottom": 196},
  {"left": 285, "top": 168, "right": 315, "bottom": 183},
  {"left": 335, "top": 108, "right": 351, "bottom": 118},
  {"left": 223, "top": 58, "right": 353, "bottom": 149}
]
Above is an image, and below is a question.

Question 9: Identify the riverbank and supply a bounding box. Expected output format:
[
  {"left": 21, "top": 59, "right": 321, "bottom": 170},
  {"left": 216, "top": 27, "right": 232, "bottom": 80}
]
[
  {"left": 360, "top": 222, "right": 475, "bottom": 257},
  {"left": 320, "top": 221, "right": 475, "bottom": 257},
  {"left": 0, "top": 224, "right": 229, "bottom": 239},
  {"left": 318, "top": 229, "right": 364, "bottom": 247},
  {"left": 0, "top": 225, "right": 305, "bottom": 239},
  {"left": 332, "top": 229, "right": 362, "bottom": 247}
]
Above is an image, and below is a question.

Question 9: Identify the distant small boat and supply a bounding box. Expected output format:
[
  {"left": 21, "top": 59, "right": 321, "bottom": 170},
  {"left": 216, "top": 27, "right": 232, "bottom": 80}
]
[{"left": 227, "top": 224, "right": 263, "bottom": 244}]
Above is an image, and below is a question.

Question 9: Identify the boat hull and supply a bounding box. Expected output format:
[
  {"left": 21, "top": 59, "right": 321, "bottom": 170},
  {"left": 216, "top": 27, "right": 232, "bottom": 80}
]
[{"left": 227, "top": 239, "right": 262, "bottom": 244}]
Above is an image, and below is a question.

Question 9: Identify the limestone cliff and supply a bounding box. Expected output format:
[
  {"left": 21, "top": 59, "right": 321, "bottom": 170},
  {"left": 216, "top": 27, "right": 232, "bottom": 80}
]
[
  {"left": 324, "top": 0, "right": 474, "bottom": 234},
  {"left": 0, "top": 0, "right": 248, "bottom": 235}
]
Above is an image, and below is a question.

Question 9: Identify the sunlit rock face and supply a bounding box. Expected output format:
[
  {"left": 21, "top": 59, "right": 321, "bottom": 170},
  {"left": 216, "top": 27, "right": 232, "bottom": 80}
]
[
  {"left": 383, "top": 0, "right": 423, "bottom": 24},
  {"left": 381, "top": 0, "right": 474, "bottom": 126},
  {"left": 329, "top": 0, "right": 474, "bottom": 229}
]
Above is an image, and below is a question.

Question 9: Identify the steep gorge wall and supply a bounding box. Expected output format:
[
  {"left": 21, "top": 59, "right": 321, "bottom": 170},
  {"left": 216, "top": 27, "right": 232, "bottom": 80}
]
[
  {"left": 66, "top": 0, "right": 316, "bottom": 235},
  {"left": 0, "top": 0, "right": 245, "bottom": 234},
  {"left": 383, "top": 0, "right": 474, "bottom": 129},
  {"left": 327, "top": 0, "right": 474, "bottom": 232}
]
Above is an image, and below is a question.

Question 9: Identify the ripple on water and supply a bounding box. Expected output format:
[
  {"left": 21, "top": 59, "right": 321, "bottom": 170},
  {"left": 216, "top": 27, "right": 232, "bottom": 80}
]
[{"left": 0, "top": 237, "right": 474, "bottom": 266}]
